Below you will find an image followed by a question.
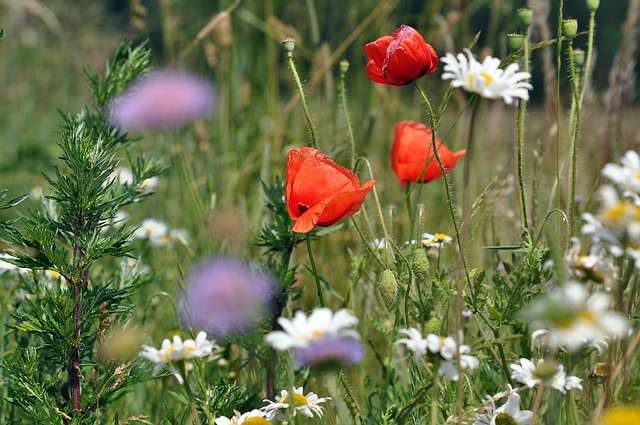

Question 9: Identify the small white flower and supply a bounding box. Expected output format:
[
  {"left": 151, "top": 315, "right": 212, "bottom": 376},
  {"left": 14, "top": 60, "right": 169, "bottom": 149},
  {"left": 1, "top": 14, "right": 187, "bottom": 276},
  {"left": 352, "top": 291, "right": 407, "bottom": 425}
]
[
  {"left": 109, "top": 166, "right": 160, "bottom": 191},
  {"left": 264, "top": 308, "right": 360, "bottom": 351},
  {"left": 214, "top": 409, "right": 270, "bottom": 425},
  {"left": 139, "top": 331, "right": 217, "bottom": 384},
  {"left": 396, "top": 328, "right": 478, "bottom": 381},
  {"left": 510, "top": 358, "right": 582, "bottom": 393},
  {"left": 441, "top": 49, "right": 532, "bottom": 105},
  {"left": 473, "top": 386, "right": 533, "bottom": 425},
  {"left": 395, "top": 327, "right": 428, "bottom": 360},
  {"left": 602, "top": 150, "right": 640, "bottom": 196},
  {"left": 421, "top": 232, "right": 453, "bottom": 249},
  {"left": 261, "top": 387, "right": 330, "bottom": 422},
  {"left": 526, "top": 282, "right": 628, "bottom": 352},
  {"left": 438, "top": 332, "right": 479, "bottom": 381},
  {"left": 132, "top": 219, "right": 189, "bottom": 247}
]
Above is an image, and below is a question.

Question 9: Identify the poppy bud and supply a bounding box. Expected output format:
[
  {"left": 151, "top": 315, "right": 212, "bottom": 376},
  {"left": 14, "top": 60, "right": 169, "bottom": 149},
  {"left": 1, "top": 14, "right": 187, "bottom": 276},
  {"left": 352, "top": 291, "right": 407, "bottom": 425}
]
[
  {"left": 562, "top": 19, "right": 578, "bottom": 40},
  {"left": 572, "top": 48, "right": 585, "bottom": 67},
  {"left": 340, "top": 59, "right": 350, "bottom": 76},
  {"left": 516, "top": 8, "right": 533, "bottom": 29},
  {"left": 378, "top": 269, "right": 398, "bottom": 307},
  {"left": 365, "top": 25, "right": 439, "bottom": 86},
  {"left": 587, "top": 0, "right": 599, "bottom": 12},
  {"left": 411, "top": 248, "right": 430, "bottom": 282},
  {"left": 507, "top": 33, "right": 524, "bottom": 53}
]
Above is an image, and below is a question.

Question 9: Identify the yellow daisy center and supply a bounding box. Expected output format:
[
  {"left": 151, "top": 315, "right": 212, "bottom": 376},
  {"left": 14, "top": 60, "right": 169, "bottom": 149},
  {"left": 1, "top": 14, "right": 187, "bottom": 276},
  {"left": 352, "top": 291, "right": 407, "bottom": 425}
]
[
  {"left": 480, "top": 72, "right": 494, "bottom": 86},
  {"left": 433, "top": 233, "right": 450, "bottom": 242},
  {"left": 600, "top": 406, "right": 640, "bottom": 425},
  {"left": 242, "top": 418, "right": 271, "bottom": 425},
  {"left": 494, "top": 412, "right": 519, "bottom": 425},
  {"left": 279, "top": 392, "right": 309, "bottom": 407}
]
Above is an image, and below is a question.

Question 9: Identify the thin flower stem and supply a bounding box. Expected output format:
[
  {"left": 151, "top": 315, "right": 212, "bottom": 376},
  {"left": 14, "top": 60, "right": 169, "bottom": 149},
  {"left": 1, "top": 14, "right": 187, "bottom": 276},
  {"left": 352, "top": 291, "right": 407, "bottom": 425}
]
[
  {"left": 181, "top": 363, "right": 203, "bottom": 425},
  {"left": 430, "top": 359, "right": 440, "bottom": 425},
  {"left": 413, "top": 81, "right": 472, "bottom": 295},
  {"left": 287, "top": 51, "right": 318, "bottom": 149},
  {"left": 567, "top": 41, "right": 581, "bottom": 238},
  {"left": 339, "top": 62, "right": 356, "bottom": 170},
  {"left": 517, "top": 29, "right": 531, "bottom": 234},
  {"left": 555, "top": 0, "right": 564, "bottom": 249},
  {"left": 462, "top": 96, "right": 481, "bottom": 248},
  {"left": 306, "top": 233, "right": 325, "bottom": 307},
  {"left": 350, "top": 216, "right": 385, "bottom": 269},
  {"left": 579, "top": 12, "right": 596, "bottom": 108}
]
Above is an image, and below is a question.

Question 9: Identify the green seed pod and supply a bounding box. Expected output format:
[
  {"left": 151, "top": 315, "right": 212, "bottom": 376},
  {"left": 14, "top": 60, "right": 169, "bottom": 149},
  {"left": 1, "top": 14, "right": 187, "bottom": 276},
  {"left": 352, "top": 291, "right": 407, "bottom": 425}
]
[
  {"left": 507, "top": 33, "right": 524, "bottom": 53},
  {"left": 283, "top": 37, "right": 296, "bottom": 53},
  {"left": 562, "top": 19, "right": 578, "bottom": 40},
  {"left": 424, "top": 317, "right": 440, "bottom": 335},
  {"left": 378, "top": 269, "right": 398, "bottom": 307},
  {"left": 411, "top": 248, "right": 430, "bottom": 282},
  {"left": 587, "top": 0, "right": 599, "bottom": 13},
  {"left": 340, "top": 59, "right": 350, "bottom": 75},
  {"left": 516, "top": 7, "right": 533, "bottom": 29}
]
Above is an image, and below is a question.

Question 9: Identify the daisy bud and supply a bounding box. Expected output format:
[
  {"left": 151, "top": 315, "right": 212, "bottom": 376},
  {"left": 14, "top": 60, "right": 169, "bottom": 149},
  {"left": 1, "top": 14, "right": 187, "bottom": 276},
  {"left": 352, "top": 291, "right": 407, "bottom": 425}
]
[
  {"left": 507, "top": 33, "right": 524, "bottom": 53},
  {"left": 378, "top": 269, "right": 398, "bottom": 307},
  {"left": 562, "top": 19, "right": 578, "bottom": 40},
  {"left": 587, "top": 0, "right": 599, "bottom": 12},
  {"left": 424, "top": 317, "right": 440, "bottom": 335},
  {"left": 572, "top": 48, "right": 585, "bottom": 67},
  {"left": 411, "top": 248, "right": 430, "bottom": 282},
  {"left": 283, "top": 37, "right": 295, "bottom": 54},
  {"left": 516, "top": 7, "right": 533, "bottom": 29}
]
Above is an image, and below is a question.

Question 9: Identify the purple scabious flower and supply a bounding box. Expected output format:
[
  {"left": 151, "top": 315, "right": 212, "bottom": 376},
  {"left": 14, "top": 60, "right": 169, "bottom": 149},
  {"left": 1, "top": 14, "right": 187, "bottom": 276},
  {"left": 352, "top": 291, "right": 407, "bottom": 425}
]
[
  {"left": 181, "top": 257, "right": 276, "bottom": 338},
  {"left": 293, "top": 337, "right": 364, "bottom": 370},
  {"left": 108, "top": 69, "right": 216, "bottom": 131}
]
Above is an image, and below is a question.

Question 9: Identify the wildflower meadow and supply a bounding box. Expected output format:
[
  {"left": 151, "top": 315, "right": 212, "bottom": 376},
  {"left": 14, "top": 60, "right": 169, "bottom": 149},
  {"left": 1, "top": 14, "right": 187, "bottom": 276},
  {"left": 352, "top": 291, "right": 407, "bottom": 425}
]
[{"left": 1, "top": 0, "right": 640, "bottom": 424}]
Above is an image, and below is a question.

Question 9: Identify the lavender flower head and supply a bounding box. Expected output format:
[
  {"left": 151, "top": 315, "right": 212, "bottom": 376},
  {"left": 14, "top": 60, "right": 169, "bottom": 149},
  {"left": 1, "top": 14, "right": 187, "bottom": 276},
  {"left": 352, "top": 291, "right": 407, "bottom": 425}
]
[
  {"left": 293, "top": 337, "right": 364, "bottom": 370},
  {"left": 108, "top": 69, "right": 216, "bottom": 131},
  {"left": 181, "top": 257, "right": 276, "bottom": 338}
]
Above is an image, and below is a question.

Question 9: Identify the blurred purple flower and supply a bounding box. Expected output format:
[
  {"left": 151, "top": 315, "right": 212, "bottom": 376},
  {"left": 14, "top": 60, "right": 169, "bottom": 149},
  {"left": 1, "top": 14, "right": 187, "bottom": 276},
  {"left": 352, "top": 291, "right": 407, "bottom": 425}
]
[
  {"left": 293, "top": 337, "right": 364, "bottom": 370},
  {"left": 108, "top": 69, "right": 216, "bottom": 131},
  {"left": 181, "top": 257, "right": 276, "bottom": 338}
]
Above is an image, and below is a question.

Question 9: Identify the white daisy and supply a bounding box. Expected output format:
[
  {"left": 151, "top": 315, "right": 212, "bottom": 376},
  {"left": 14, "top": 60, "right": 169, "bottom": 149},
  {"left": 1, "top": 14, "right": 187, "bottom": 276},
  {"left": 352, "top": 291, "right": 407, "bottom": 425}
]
[
  {"left": 396, "top": 328, "right": 478, "bottom": 381},
  {"left": 139, "top": 331, "right": 217, "bottom": 384},
  {"left": 264, "top": 308, "right": 360, "bottom": 351},
  {"left": 602, "top": 150, "right": 640, "bottom": 197},
  {"left": 421, "top": 232, "right": 453, "bottom": 249},
  {"left": 395, "top": 327, "right": 428, "bottom": 360},
  {"left": 510, "top": 358, "right": 583, "bottom": 393},
  {"left": 109, "top": 166, "right": 160, "bottom": 191},
  {"left": 132, "top": 219, "right": 189, "bottom": 247},
  {"left": 438, "top": 331, "right": 480, "bottom": 381},
  {"left": 261, "top": 387, "right": 330, "bottom": 422},
  {"left": 214, "top": 409, "right": 270, "bottom": 425},
  {"left": 473, "top": 386, "right": 532, "bottom": 425},
  {"left": 526, "top": 282, "right": 628, "bottom": 352},
  {"left": 441, "top": 49, "right": 532, "bottom": 105}
]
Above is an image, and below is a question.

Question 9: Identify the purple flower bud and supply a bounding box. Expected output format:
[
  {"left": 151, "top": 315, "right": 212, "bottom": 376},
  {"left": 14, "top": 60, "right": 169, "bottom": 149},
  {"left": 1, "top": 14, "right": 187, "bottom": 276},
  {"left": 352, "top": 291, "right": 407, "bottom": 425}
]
[
  {"left": 108, "top": 69, "right": 216, "bottom": 131},
  {"left": 181, "top": 257, "right": 276, "bottom": 338},
  {"left": 293, "top": 337, "right": 364, "bottom": 370}
]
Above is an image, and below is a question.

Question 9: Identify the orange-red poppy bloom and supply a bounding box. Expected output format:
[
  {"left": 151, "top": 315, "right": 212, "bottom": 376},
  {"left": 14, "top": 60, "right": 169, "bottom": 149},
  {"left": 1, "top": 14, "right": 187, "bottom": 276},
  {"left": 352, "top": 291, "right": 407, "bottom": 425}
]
[
  {"left": 365, "top": 25, "right": 439, "bottom": 86},
  {"left": 391, "top": 120, "right": 466, "bottom": 186},
  {"left": 286, "top": 147, "right": 375, "bottom": 233}
]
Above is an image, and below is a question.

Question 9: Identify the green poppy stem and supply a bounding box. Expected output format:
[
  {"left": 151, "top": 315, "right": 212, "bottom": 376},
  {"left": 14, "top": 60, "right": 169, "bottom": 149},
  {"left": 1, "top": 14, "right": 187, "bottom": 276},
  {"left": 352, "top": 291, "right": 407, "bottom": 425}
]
[
  {"left": 286, "top": 48, "right": 318, "bottom": 149},
  {"left": 517, "top": 28, "right": 531, "bottom": 234},
  {"left": 306, "top": 232, "right": 325, "bottom": 307},
  {"left": 567, "top": 40, "right": 581, "bottom": 238}
]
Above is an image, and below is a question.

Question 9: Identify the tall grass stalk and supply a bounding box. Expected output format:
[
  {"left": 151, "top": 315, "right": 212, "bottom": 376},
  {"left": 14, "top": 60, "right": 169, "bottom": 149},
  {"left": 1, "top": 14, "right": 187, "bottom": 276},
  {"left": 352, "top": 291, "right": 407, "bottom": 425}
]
[{"left": 517, "top": 26, "right": 531, "bottom": 234}]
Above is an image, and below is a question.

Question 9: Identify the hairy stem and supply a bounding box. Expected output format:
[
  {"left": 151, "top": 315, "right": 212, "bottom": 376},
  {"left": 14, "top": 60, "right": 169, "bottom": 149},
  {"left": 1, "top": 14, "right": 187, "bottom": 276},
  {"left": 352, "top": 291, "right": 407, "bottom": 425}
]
[{"left": 287, "top": 50, "right": 318, "bottom": 149}]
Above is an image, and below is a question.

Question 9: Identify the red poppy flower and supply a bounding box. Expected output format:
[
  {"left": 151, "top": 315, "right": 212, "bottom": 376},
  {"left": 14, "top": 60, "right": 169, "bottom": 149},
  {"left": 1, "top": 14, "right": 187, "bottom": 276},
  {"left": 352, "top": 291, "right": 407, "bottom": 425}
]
[
  {"left": 365, "top": 25, "right": 439, "bottom": 86},
  {"left": 391, "top": 120, "right": 466, "bottom": 186},
  {"left": 286, "top": 147, "right": 375, "bottom": 233}
]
